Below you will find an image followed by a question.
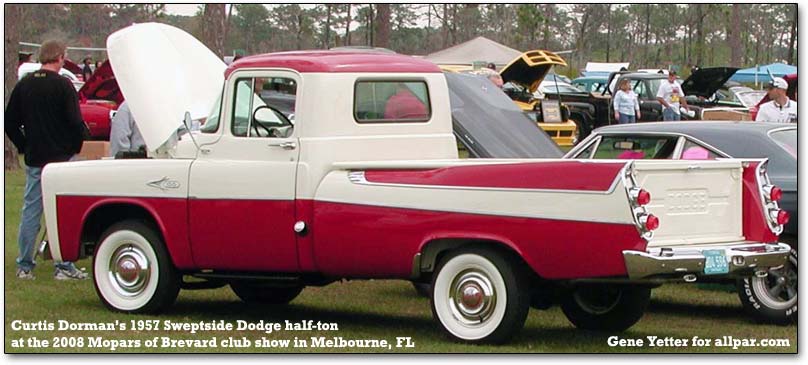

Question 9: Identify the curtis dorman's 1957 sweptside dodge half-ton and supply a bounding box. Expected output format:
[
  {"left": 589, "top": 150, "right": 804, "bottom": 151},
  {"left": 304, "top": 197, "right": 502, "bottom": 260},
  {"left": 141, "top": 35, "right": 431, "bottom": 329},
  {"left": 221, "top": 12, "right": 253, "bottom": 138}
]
[{"left": 41, "top": 24, "right": 791, "bottom": 344}]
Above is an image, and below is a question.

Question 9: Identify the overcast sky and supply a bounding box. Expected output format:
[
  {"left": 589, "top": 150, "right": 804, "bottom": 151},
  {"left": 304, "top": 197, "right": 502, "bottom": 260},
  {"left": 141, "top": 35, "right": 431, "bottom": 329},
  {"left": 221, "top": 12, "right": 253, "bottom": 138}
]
[{"left": 164, "top": 4, "right": 199, "bottom": 16}]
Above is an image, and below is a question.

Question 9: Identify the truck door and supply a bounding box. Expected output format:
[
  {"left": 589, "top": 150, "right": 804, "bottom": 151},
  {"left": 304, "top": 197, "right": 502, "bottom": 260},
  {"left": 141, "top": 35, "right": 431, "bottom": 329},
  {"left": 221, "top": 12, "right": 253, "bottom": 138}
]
[{"left": 188, "top": 70, "right": 301, "bottom": 272}]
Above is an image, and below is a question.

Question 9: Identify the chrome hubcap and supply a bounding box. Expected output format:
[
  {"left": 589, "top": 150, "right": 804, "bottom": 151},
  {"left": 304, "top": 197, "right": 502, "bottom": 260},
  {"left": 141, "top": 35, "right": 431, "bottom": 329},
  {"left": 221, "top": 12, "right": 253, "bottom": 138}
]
[
  {"left": 753, "top": 255, "right": 797, "bottom": 309},
  {"left": 108, "top": 244, "right": 150, "bottom": 297},
  {"left": 449, "top": 270, "right": 496, "bottom": 325}
]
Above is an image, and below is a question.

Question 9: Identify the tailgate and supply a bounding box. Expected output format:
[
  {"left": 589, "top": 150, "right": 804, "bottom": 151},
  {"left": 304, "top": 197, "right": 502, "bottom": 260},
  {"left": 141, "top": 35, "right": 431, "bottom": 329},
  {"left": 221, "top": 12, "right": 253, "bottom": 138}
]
[{"left": 632, "top": 160, "right": 744, "bottom": 247}]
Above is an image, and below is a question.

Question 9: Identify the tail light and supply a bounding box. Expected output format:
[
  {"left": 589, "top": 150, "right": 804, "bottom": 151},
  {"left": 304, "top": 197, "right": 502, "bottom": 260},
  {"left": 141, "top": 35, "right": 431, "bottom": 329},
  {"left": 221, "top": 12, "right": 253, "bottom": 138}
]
[
  {"left": 763, "top": 185, "right": 783, "bottom": 202},
  {"left": 640, "top": 214, "right": 660, "bottom": 231},
  {"left": 755, "top": 161, "right": 785, "bottom": 235},
  {"left": 622, "top": 164, "right": 658, "bottom": 240},
  {"left": 771, "top": 209, "right": 790, "bottom": 225}
]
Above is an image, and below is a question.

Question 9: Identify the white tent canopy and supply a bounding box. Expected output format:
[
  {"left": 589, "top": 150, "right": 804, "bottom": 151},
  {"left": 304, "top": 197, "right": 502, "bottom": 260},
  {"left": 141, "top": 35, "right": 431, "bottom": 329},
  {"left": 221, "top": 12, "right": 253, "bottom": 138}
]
[
  {"left": 585, "top": 62, "right": 630, "bottom": 73},
  {"left": 424, "top": 36, "right": 521, "bottom": 66}
]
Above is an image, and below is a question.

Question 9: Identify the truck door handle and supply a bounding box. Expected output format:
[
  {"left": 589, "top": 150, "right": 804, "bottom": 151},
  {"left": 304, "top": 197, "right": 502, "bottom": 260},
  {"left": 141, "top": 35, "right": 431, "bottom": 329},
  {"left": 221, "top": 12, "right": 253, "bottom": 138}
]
[{"left": 268, "top": 141, "right": 297, "bottom": 150}]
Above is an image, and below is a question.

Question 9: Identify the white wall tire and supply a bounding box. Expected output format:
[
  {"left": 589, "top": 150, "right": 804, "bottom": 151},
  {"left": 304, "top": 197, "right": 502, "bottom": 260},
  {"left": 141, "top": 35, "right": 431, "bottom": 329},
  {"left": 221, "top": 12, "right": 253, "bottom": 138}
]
[
  {"left": 737, "top": 249, "right": 797, "bottom": 324},
  {"left": 93, "top": 220, "right": 179, "bottom": 313},
  {"left": 430, "top": 248, "right": 529, "bottom": 344}
]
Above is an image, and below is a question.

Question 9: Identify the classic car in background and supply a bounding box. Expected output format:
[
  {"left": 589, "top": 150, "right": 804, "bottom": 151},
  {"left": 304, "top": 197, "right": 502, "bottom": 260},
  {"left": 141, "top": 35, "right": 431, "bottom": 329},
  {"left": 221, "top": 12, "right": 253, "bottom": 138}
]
[
  {"left": 77, "top": 60, "right": 122, "bottom": 139},
  {"left": 498, "top": 50, "right": 580, "bottom": 146},
  {"left": 441, "top": 50, "right": 581, "bottom": 146},
  {"left": 17, "top": 59, "right": 121, "bottom": 140},
  {"left": 566, "top": 121, "right": 797, "bottom": 323},
  {"left": 544, "top": 67, "right": 740, "bottom": 139}
]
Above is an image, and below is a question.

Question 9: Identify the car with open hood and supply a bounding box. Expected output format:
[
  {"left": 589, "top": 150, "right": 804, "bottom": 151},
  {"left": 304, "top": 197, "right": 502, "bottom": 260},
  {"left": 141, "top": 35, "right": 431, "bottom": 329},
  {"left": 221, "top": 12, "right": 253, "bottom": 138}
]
[
  {"left": 77, "top": 60, "right": 123, "bottom": 139},
  {"left": 566, "top": 121, "right": 797, "bottom": 324},
  {"left": 39, "top": 23, "right": 791, "bottom": 344}
]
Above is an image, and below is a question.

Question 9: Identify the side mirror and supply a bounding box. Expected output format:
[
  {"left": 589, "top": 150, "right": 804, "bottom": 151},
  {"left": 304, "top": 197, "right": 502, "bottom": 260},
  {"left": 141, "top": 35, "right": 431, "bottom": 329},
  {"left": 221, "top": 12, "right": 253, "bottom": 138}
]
[{"left": 183, "top": 111, "right": 192, "bottom": 129}]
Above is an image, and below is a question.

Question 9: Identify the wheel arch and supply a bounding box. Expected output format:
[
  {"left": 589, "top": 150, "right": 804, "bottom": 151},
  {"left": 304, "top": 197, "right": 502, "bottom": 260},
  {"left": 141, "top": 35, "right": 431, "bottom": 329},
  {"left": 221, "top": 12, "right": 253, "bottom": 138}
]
[
  {"left": 415, "top": 236, "right": 537, "bottom": 281},
  {"left": 78, "top": 199, "right": 192, "bottom": 269}
]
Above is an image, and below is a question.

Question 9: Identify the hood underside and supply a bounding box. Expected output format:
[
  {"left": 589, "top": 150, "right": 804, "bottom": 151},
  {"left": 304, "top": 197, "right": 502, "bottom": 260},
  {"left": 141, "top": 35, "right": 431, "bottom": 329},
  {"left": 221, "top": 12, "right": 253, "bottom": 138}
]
[
  {"left": 107, "top": 22, "right": 226, "bottom": 152},
  {"left": 682, "top": 67, "right": 740, "bottom": 98},
  {"left": 500, "top": 50, "right": 567, "bottom": 93}
]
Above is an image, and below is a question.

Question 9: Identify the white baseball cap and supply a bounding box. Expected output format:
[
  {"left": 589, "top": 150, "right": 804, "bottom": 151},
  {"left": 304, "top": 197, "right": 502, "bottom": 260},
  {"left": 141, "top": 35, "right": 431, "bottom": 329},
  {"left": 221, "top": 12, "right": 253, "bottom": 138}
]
[{"left": 767, "top": 77, "right": 788, "bottom": 90}]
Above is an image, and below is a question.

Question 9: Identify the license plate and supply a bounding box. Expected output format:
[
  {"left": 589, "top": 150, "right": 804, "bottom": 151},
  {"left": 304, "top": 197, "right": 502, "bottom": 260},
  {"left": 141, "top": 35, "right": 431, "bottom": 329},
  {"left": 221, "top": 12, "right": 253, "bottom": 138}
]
[{"left": 703, "top": 249, "right": 729, "bottom": 275}]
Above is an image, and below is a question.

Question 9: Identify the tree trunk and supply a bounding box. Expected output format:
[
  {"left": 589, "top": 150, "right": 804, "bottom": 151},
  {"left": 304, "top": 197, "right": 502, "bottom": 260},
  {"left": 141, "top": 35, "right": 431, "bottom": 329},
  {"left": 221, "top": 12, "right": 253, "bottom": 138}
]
[
  {"left": 223, "top": 4, "right": 233, "bottom": 54},
  {"left": 323, "top": 5, "right": 332, "bottom": 49},
  {"left": 344, "top": 4, "right": 351, "bottom": 46},
  {"left": 605, "top": 5, "right": 612, "bottom": 62},
  {"left": 375, "top": 4, "right": 391, "bottom": 49},
  {"left": 728, "top": 5, "right": 742, "bottom": 67},
  {"left": 5, "top": 4, "right": 22, "bottom": 170},
  {"left": 786, "top": 5, "right": 797, "bottom": 65},
  {"left": 644, "top": 4, "right": 651, "bottom": 67},
  {"left": 695, "top": 5, "right": 704, "bottom": 66},
  {"left": 201, "top": 4, "right": 226, "bottom": 58},
  {"left": 367, "top": 4, "right": 373, "bottom": 46}
]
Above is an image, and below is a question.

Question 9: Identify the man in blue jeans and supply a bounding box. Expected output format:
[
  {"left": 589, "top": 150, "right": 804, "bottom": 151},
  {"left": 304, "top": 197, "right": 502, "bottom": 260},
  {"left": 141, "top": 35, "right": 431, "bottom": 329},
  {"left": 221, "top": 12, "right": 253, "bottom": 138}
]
[
  {"left": 5, "top": 40, "right": 88, "bottom": 280},
  {"left": 655, "top": 70, "right": 689, "bottom": 121}
]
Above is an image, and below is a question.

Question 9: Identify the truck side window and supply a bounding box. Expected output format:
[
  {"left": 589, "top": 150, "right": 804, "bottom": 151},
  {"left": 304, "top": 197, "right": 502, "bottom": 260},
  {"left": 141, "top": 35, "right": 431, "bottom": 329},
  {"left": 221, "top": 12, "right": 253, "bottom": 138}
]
[
  {"left": 231, "top": 77, "right": 296, "bottom": 138},
  {"left": 594, "top": 136, "right": 678, "bottom": 160},
  {"left": 355, "top": 81, "right": 430, "bottom": 123}
]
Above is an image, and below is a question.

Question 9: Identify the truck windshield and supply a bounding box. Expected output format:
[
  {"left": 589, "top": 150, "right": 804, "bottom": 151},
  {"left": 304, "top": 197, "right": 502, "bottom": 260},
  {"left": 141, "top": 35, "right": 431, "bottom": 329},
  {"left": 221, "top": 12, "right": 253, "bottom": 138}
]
[{"left": 769, "top": 129, "right": 797, "bottom": 158}]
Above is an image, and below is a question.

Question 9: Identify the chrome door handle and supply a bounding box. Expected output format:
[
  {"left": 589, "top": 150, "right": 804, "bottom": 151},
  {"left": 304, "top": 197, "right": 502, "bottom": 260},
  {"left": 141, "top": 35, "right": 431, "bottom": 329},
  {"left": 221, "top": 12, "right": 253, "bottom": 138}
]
[{"left": 268, "top": 141, "right": 297, "bottom": 150}]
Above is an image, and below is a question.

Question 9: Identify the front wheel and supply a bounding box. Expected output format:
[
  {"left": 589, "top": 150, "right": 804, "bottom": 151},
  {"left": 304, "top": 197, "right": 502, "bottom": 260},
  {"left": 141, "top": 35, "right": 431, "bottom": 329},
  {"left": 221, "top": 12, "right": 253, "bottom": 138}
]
[
  {"left": 93, "top": 220, "right": 180, "bottom": 313},
  {"left": 561, "top": 284, "right": 650, "bottom": 331},
  {"left": 737, "top": 249, "right": 797, "bottom": 324},
  {"left": 430, "top": 248, "right": 530, "bottom": 344}
]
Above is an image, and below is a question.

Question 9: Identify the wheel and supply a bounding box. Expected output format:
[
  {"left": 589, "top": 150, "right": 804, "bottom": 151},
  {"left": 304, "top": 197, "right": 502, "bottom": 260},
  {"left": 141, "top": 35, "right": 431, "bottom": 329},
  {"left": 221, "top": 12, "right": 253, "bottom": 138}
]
[
  {"left": 230, "top": 283, "right": 303, "bottom": 304},
  {"left": 430, "top": 248, "right": 530, "bottom": 344},
  {"left": 93, "top": 220, "right": 180, "bottom": 313},
  {"left": 412, "top": 282, "right": 432, "bottom": 298},
  {"left": 737, "top": 248, "right": 797, "bottom": 324},
  {"left": 561, "top": 284, "right": 650, "bottom": 331}
]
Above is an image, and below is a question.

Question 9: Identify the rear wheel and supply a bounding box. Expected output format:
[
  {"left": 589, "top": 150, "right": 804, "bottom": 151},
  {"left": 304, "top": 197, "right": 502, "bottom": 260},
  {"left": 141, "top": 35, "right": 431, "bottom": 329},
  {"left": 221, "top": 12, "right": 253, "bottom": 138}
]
[
  {"left": 93, "top": 220, "right": 180, "bottom": 313},
  {"left": 737, "top": 248, "right": 797, "bottom": 324},
  {"left": 430, "top": 248, "right": 530, "bottom": 344},
  {"left": 561, "top": 284, "right": 650, "bottom": 331},
  {"left": 230, "top": 283, "right": 303, "bottom": 305}
]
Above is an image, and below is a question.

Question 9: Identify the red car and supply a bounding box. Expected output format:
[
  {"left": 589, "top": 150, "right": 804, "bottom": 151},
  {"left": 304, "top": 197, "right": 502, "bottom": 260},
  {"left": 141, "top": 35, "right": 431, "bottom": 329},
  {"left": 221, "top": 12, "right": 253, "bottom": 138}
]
[{"left": 78, "top": 60, "right": 122, "bottom": 140}]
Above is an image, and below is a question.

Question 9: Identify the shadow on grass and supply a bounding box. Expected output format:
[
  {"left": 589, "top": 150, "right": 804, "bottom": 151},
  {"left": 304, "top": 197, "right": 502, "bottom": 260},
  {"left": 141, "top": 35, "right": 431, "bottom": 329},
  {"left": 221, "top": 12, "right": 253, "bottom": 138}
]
[{"left": 647, "top": 299, "right": 748, "bottom": 321}]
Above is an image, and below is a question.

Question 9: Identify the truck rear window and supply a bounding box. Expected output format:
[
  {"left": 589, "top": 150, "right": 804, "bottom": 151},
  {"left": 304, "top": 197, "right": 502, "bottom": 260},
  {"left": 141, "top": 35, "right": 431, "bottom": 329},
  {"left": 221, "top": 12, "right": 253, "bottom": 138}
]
[{"left": 354, "top": 81, "right": 431, "bottom": 123}]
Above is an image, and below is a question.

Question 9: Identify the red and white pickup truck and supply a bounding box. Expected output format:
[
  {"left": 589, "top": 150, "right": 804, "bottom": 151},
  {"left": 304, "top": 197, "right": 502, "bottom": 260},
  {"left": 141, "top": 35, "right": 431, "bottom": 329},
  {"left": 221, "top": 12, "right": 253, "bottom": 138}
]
[{"left": 41, "top": 24, "right": 791, "bottom": 344}]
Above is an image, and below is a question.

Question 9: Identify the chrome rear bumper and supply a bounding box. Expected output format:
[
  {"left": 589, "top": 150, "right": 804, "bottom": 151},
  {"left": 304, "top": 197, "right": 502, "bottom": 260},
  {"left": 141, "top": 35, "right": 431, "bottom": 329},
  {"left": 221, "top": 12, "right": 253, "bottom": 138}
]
[{"left": 623, "top": 242, "right": 791, "bottom": 280}]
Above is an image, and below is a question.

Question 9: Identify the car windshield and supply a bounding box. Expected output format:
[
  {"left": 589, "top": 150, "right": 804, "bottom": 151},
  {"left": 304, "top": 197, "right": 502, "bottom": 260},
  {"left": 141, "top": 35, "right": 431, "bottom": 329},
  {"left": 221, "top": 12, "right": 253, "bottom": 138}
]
[
  {"left": 737, "top": 91, "right": 767, "bottom": 108},
  {"left": 577, "top": 135, "right": 680, "bottom": 159},
  {"left": 542, "top": 84, "right": 584, "bottom": 93},
  {"left": 769, "top": 129, "right": 797, "bottom": 159}
]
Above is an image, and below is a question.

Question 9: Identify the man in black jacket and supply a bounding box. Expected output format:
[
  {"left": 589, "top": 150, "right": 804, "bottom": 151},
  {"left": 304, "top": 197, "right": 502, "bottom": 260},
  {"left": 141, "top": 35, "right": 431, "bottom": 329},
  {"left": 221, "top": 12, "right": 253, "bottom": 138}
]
[{"left": 5, "top": 40, "right": 88, "bottom": 280}]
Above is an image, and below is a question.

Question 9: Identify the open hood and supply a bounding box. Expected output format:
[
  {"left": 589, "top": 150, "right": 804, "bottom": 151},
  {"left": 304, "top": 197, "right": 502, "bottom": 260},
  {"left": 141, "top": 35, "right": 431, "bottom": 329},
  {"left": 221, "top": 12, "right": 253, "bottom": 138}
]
[
  {"left": 681, "top": 67, "right": 739, "bottom": 98},
  {"left": 445, "top": 72, "right": 562, "bottom": 159},
  {"left": 107, "top": 22, "right": 226, "bottom": 152},
  {"left": 78, "top": 60, "right": 123, "bottom": 104},
  {"left": 499, "top": 50, "right": 567, "bottom": 93}
]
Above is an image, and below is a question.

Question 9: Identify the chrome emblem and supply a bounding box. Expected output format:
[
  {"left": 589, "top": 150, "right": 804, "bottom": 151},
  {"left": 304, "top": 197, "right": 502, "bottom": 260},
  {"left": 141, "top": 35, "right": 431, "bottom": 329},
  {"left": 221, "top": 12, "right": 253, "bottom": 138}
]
[{"left": 146, "top": 176, "right": 180, "bottom": 191}]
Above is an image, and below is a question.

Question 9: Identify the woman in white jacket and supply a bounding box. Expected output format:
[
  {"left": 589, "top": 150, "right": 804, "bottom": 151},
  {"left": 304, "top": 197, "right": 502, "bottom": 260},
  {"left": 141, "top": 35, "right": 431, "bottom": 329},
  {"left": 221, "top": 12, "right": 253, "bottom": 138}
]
[{"left": 613, "top": 79, "right": 641, "bottom": 123}]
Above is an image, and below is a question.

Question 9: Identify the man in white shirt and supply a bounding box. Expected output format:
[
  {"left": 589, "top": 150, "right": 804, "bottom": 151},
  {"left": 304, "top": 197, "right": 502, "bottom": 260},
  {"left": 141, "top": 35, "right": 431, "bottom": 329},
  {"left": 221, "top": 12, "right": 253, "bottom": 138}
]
[
  {"left": 755, "top": 77, "right": 797, "bottom": 123},
  {"left": 656, "top": 70, "right": 689, "bottom": 121}
]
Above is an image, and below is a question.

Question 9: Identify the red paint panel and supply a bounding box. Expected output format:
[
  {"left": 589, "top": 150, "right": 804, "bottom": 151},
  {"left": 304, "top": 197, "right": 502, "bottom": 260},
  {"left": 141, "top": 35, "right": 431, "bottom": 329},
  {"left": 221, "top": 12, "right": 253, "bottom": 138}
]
[
  {"left": 312, "top": 201, "right": 646, "bottom": 279},
  {"left": 225, "top": 51, "right": 442, "bottom": 78},
  {"left": 80, "top": 102, "right": 115, "bottom": 139},
  {"left": 188, "top": 199, "right": 299, "bottom": 272},
  {"left": 55, "top": 196, "right": 194, "bottom": 269},
  {"left": 295, "top": 199, "right": 317, "bottom": 272},
  {"left": 741, "top": 163, "right": 779, "bottom": 243},
  {"left": 363, "top": 161, "right": 626, "bottom": 192}
]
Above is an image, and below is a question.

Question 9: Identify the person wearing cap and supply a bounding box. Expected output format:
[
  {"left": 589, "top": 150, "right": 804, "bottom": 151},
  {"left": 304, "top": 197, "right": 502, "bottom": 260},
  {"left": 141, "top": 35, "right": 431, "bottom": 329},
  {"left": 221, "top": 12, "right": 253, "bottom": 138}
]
[
  {"left": 755, "top": 77, "right": 797, "bottom": 123},
  {"left": 655, "top": 70, "right": 689, "bottom": 121}
]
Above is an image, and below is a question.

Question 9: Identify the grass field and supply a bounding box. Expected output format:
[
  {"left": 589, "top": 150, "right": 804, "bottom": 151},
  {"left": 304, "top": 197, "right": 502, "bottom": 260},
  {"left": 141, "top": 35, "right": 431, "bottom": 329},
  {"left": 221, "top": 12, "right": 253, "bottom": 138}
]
[{"left": 3, "top": 166, "right": 797, "bottom": 353}]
